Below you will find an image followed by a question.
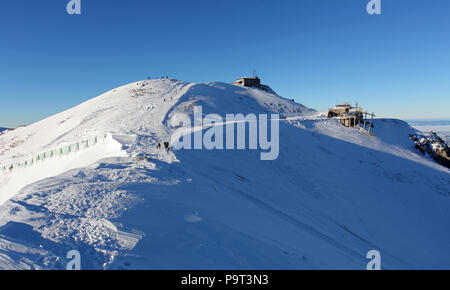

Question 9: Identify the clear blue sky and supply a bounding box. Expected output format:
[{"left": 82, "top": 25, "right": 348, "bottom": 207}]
[{"left": 1, "top": 0, "right": 449, "bottom": 128}]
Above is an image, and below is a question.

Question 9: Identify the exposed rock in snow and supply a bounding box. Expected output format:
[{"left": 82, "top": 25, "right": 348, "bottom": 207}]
[
  {"left": 410, "top": 131, "right": 450, "bottom": 168},
  {"left": 0, "top": 128, "right": 10, "bottom": 136}
]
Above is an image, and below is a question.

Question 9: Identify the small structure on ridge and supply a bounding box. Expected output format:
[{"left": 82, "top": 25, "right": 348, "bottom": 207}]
[
  {"left": 233, "top": 75, "right": 274, "bottom": 93},
  {"left": 328, "top": 103, "right": 375, "bottom": 136},
  {"left": 233, "top": 77, "right": 261, "bottom": 88}
]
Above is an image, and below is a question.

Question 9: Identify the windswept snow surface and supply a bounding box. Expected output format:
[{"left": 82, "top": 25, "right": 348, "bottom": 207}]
[
  {"left": 0, "top": 79, "right": 449, "bottom": 270},
  {"left": 0, "top": 133, "right": 127, "bottom": 205}
]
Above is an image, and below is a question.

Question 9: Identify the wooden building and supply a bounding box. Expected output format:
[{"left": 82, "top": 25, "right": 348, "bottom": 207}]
[
  {"left": 328, "top": 103, "right": 375, "bottom": 136},
  {"left": 233, "top": 77, "right": 261, "bottom": 88}
]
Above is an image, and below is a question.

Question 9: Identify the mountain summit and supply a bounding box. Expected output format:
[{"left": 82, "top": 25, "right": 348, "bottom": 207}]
[{"left": 0, "top": 79, "right": 448, "bottom": 269}]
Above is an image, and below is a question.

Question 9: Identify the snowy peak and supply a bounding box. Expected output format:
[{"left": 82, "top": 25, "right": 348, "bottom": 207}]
[
  {"left": 0, "top": 79, "right": 449, "bottom": 270},
  {"left": 0, "top": 79, "right": 314, "bottom": 163}
]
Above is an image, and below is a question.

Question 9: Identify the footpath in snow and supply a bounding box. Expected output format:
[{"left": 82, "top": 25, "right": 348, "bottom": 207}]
[{"left": 0, "top": 79, "right": 448, "bottom": 270}]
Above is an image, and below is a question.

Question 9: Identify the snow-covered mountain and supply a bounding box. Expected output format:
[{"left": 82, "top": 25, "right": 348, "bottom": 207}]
[{"left": 0, "top": 79, "right": 448, "bottom": 270}]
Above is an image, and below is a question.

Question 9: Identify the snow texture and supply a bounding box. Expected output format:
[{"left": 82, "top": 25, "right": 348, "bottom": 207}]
[{"left": 0, "top": 79, "right": 449, "bottom": 269}]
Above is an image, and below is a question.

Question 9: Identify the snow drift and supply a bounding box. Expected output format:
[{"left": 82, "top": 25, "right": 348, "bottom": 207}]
[{"left": 0, "top": 79, "right": 448, "bottom": 270}]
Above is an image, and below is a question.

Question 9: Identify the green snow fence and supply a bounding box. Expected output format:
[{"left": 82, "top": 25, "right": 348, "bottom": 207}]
[
  {"left": 1, "top": 134, "right": 108, "bottom": 173},
  {"left": 63, "top": 145, "right": 70, "bottom": 155}
]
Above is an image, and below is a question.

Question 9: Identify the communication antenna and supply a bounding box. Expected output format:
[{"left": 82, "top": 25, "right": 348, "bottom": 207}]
[{"left": 252, "top": 69, "right": 258, "bottom": 78}]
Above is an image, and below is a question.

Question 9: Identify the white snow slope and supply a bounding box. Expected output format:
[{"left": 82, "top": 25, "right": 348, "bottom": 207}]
[{"left": 0, "top": 79, "right": 448, "bottom": 270}]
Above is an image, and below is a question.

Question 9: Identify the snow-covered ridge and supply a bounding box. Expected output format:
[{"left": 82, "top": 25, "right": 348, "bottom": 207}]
[
  {"left": 0, "top": 79, "right": 448, "bottom": 270},
  {"left": 0, "top": 79, "right": 314, "bottom": 166},
  {"left": 0, "top": 79, "right": 315, "bottom": 203}
]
